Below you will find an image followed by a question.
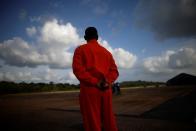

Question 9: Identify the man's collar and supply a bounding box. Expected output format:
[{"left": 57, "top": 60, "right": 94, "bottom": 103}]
[{"left": 87, "top": 39, "right": 97, "bottom": 43}]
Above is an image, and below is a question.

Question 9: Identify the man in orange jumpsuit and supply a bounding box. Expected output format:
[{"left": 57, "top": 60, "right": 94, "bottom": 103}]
[{"left": 72, "top": 27, "right": 119, "bottom": 131}]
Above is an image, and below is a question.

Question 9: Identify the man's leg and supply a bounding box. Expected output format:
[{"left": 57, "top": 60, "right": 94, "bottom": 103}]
[
  {"left": 79, "top": 90, "right": 102, "bottom": 131},
  {"left": 102, "top": 89, "right": 118, "bottom": 131}
]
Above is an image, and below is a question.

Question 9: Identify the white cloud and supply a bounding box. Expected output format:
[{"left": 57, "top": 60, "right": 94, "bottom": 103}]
[
  {"left": 63, "top": 70, "right": 78, "bottom": 84},
  {"left": 143, "top": 47, "right": 196, "bottom": 74},
  {"left": 168, "top": 48, "right": 196, "bottom": 69},
  {"left": 39, "top": 19, "right": 80, "bottom": 47},
  {"left": 26, "top": 26, "right": 37, "bottom": 37},
  {"left": 0, "top": 71, "right": 33, "bottom": 82},
  {"left": 143, "top": 50, "right": 175, "bottom": 73},
  {"left": 0, "top": 37, "right": 42, "bottom": 67},
  {"left": 113, "top": 48, "right": 137, "bottom": 69},
  {"left": 100, "top": 40, "right": 137, "bottom": 69},
  {"left": 0, "top": 67, "right": 79, "bottom": 84},
  {"left": 0, "top": 19, "right": 80, "bottom": 69},
  {"left": 0, "top": 19, "right": 136, "bottom": 70},
  {"left": 0, "top": 18, "right": 137, "bottom": 83}
]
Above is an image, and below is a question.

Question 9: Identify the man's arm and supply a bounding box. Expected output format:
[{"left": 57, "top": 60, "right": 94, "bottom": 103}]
[
  {"left": 72, "top": 47, "right": 99, "bottom": 86},
  {"left": 105, "top": 56, "right": 119, "bottom": 85}
]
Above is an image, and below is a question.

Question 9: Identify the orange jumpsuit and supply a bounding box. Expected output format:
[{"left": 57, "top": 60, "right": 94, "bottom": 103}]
[{"left": 72, "top": 39, "right": 119, "bottom": 131}]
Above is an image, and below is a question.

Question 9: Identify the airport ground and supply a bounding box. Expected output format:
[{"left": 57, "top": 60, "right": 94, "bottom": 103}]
[{"left": 0, "top": 86, "right": 195, "bottom": 131}]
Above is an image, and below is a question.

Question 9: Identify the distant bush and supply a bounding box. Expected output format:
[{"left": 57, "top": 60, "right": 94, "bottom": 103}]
[
  {"left": 0, "top": 80, "right": 165, "bottom": 94},
  {"left": 0, "top": 81, "right": 79, "bottom": 94},
  {"left": 120, "top": 80, "right": 164, "bottom": 88}
]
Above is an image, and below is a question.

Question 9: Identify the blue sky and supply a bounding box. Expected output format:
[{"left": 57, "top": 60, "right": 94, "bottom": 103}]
[{"left": 0, "top": 0, "right": 196, "bottom": 83}]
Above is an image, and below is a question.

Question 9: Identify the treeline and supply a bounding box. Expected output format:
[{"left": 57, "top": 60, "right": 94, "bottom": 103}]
[
  {"left": 0, "top": 81, "right": 79, "bottom": 94},
  {"left": 0, "top": 80, "right": 165, "bottom": 94},
  {"left": 120, "top": 80, "right": 165, "bottom": 88}
]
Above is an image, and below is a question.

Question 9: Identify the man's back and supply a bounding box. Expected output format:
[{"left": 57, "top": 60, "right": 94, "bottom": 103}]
[
  {"left": 73, "top": 39, "right": 118, "bottom": 87},
  {"left": 79, "top": 39, "right": 111, "bottom": 78}
]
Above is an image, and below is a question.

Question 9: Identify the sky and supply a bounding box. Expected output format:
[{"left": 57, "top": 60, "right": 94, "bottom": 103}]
[{"left": 0, "top": 0, "right": 196, "bottom": 84}]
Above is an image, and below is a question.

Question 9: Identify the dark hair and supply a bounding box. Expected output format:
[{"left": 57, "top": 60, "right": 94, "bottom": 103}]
[{"left": 84, "top": 27, "right": 98, "bottom": 41}]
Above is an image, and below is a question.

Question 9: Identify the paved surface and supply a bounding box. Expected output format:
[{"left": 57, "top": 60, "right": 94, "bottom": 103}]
[{"left": 0, "top": 86, "right": 195, "bottom": 131}]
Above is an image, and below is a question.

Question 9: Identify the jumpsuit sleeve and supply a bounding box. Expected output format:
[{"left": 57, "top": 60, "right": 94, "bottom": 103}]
[
  {"left": 105, "top": 55, "right": 119, "bottom": 84},
  {"left": 72, "top": 47, "right": 99, "bottom": 86}
]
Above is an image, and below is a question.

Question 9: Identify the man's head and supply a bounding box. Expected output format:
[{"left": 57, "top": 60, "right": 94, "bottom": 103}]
[{"left": 84, "top": 27, "right": 98, "bottom": 41}]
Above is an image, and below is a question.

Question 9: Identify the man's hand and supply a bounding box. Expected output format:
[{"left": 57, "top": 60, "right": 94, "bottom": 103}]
[{"left": 97, "top": 79, "right": 110, "bottom": 91}]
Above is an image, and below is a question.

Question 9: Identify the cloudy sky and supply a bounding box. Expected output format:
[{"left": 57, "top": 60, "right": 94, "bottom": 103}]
[{"left": 0, "top": 0, "right": 196, "bottom": 83}]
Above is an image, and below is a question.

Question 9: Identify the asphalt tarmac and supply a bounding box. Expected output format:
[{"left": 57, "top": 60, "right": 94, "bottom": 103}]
[{"left": 0, "top": 86, "right": 195, "bottom": 131}]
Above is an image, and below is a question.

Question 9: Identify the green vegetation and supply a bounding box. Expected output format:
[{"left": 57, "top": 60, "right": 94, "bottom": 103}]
[
  {"left": 0, "top": 81, "right": 79, "bottom": 94},
  {"left": 0, "top": 80, "right": 165, "bottom": 94},
  {"left": 120, "top": 80, "right": 165, "bottom": 88}
]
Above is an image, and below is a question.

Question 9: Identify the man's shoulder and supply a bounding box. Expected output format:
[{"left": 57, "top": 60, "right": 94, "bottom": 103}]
[
  {"left": 75, "top": 43, "right": 87, "bottom": 50},
  {"left": 98, "top": 44, "right": 112, "bottom": 56}
]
